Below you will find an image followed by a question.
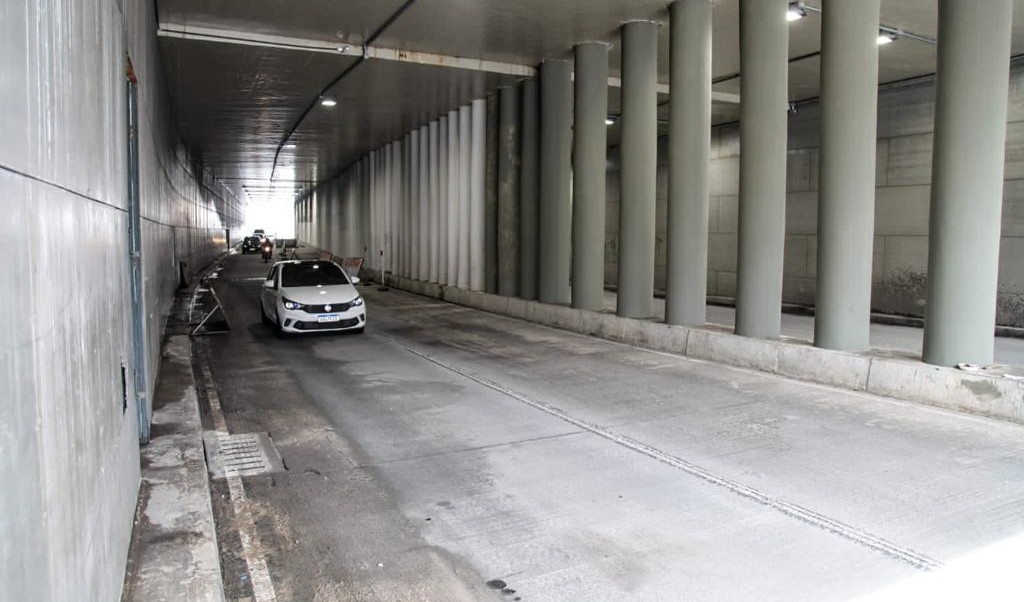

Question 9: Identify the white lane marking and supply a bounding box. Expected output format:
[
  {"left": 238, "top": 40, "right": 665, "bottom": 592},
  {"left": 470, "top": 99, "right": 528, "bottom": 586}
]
[
  {"left": 377, "top": 332, "right": 944, "bottom": 572},
  {"left": 194, "top": 347, "right": 279, "bottom": 602}
]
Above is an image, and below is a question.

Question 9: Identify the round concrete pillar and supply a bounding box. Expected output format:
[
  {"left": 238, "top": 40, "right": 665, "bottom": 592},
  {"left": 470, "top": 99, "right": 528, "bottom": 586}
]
[
  {"left": 617, "top": 21, "right": 659, "bottom": 319},
  {"left": 666, "top": 0, "right": 712, "bottom": 326},
  {"left": 538, "top": 60, "right": 573, "bottom": 305},
  {"left": 572, "top": 42, "right": 610, "bottom": 311},
  {"left": 923, "top": 0, "right": 1014, "bottom": 366},
  {"left": 735, "top": 0, "right": 788, "bottom": 339}
]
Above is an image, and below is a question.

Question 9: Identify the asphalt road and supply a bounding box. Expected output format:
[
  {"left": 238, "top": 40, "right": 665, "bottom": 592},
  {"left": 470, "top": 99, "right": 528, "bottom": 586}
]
[{"left": 199, "top": 253, "right": 1024, "bottom": 601}]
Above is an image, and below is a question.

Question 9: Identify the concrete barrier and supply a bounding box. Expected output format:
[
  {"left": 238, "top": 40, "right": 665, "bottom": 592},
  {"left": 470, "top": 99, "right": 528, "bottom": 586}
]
[{"left": 385, "top": 278, "right": 1024, "bottom": 424}]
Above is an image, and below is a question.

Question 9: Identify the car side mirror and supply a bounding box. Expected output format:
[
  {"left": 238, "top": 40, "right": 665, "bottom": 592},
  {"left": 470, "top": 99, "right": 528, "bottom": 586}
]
[
  {"left": 350, "top": 276, "right": 360, "bottom": 284},
  {"left": 263, "top": 279, "right": 274, "bottom": 289}
]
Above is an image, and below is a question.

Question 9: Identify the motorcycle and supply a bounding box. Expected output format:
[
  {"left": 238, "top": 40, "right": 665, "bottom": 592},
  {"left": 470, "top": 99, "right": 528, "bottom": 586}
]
[{"left": 261, "top": 242, "right": 273, "bottom": 262}]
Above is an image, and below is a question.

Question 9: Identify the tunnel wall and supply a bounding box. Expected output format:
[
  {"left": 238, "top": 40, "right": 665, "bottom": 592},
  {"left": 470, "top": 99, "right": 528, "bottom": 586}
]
[
  {"left": 605, "top": 63, "right": 1024, "bottom": 326},
  {"left": 0, "top": 1, "right": 243, "bottom": 600}
]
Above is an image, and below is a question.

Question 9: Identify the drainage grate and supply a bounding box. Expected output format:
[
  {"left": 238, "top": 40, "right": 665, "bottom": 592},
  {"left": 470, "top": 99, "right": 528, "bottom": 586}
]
[{"left": 203, "top": 432, "right": 285, "bottom": 479}]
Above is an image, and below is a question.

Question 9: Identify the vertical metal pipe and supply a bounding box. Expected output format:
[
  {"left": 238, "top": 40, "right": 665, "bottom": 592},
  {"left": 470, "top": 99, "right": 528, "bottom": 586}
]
[
  {"left": 520, "top": 77, "right": 541, "bottom": 300},
  {"left": 458, "top": 104, "right": 473, "bottom": 288},
  {"left": 924, "top": 0, "right": 1013, "bottom": 366},
  {"left": 447, "top": 110, "right": 460, "bottom": 285},
  {"left": 666, "top": 0, "right": 713, "bottom": 326},
  {"left": 498, "top": 86, "right": 521, "bottom": 297},
  {"left": 572, "top": 42, "right": 610, "bottom": 311},
  {"left": 539, "top": 59, "right": 573, "bottom": 304},
  {"left": 617, "top": 21, "right": 658, "bottom": 318},
  {"left": 470, "top": 99, "right": 487, "bottom": 291},
  {"left": 429, "top": 120, "right": 440, "bottom": 283},
  {"left": 735, "top": 0, "right": 788, "bottom": 339},
  {"left": 439, "top": 116, "right": 450, "bottom": 285},
  {"left": 815, "top": 0, "right": 881, "bottom": 351}
]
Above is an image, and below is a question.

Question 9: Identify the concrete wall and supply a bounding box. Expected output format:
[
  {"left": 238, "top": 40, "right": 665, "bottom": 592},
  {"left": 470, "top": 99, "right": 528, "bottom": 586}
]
[
  {"left": 0, "top": 1, "right": 243, "bottom": 600},
  {"left": 299, "top": 160, "right": 370, "bottom": 261},
  {"left": 606, "top": 63, "right": 1024, "bottom": 327}
]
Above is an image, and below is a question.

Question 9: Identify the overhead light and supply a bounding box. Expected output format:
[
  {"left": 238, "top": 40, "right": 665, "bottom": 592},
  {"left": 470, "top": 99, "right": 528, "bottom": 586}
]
[
  {"left": 284, "top": 143, "right": 297, "bottom": 149},
  {"left": 786, "top": 2, "right": 806, "bottom": 21},
  {"left": 320, "top": 94, "right": 337, "bottom": 107},
  {"left": 605, "top": 118, "right": 615, "bottom": 126},
  {"left": 877, "top": 28, "right": 899, "bottom": 45},
  {"left": 337, "top": 45, "right": 351, "bottom": 54}
]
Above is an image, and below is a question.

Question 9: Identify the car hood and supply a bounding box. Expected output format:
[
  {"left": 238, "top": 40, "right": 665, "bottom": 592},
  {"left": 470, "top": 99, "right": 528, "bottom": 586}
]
[{"left": 280, "top": 284, "right": 360, "bottom": 305}]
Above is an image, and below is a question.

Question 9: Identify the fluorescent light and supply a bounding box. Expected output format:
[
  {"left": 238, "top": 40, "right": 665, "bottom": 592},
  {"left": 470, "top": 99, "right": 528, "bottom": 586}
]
[
  {"left": 284, "top": 143, "right": 297, "bottom": 149},
  {"left": 786, "top": 2, "right": 806, "bottom": 21},
  {"left": 605, "top": 118, "right": 615, "bottom": 126},
  {"left": 320, "top": 94, "right": 337, "bottom": 107},
  {"left": 877, "top": 32, "right": 896, "bottom": 45}
]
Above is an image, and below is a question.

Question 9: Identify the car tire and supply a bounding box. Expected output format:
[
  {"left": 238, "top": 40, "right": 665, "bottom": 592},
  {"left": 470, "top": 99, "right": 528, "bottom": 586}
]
[{"left": 261, "top": 305, "right": 272, "bottom": 325}]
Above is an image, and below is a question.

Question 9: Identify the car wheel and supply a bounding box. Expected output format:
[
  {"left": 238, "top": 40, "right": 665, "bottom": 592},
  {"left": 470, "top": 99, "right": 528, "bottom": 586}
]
[{"left": 261, "top": 304, "right": 272, "bottom": 325}]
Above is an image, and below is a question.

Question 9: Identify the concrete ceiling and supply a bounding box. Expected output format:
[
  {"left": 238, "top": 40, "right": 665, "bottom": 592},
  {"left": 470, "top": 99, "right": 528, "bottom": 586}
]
[{"left": 156, "top": 0, "right": 1024, "bottom": 203}]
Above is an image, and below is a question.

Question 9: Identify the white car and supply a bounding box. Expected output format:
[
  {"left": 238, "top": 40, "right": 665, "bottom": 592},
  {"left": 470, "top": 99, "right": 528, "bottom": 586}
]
[{"left": 260, "top": 260, "right": 366, "bottom": 335}]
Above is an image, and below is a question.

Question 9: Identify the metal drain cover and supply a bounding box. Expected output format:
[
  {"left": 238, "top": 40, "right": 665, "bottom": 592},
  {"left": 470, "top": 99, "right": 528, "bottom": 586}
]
[{"left": 203, "top": 431, "right": 285, "bottom": 479}]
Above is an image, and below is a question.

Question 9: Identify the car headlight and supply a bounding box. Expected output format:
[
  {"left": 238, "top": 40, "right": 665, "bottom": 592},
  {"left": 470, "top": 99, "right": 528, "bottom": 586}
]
[
  {"left": 350, "top": 296, "right": 364, "bottom": 307},
  {"left": 282, "top": 298, "right": 304, "bottom": 310}
]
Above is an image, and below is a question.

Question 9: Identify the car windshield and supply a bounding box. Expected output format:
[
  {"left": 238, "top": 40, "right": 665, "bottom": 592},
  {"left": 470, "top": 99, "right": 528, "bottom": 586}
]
[{"left": 281, "top": 262, "right": 350, "bottom": 287}]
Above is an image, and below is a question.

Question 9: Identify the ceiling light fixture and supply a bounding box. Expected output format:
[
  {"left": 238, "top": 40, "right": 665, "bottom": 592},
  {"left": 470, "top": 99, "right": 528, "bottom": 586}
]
[
  {"left": 320, "top": 94, "right": 338, "bottom": 107},
  {"left": 786, "top": 2, "right": 807, "bottom": 21},
  {"left": 284, "top": 143, "right": 297, "bottom": 149},
  {"left": 605, "top": 118, "right": 615, "bottom": 126},
  {"left": 877, "top": 27, "right": 900, "bottom": 45}
]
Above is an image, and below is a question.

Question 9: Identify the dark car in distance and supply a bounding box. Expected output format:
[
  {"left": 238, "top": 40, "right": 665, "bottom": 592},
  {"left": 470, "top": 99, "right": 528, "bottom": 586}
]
[{"left": 242, "top": 235, "right": 262, "bottom": 254}]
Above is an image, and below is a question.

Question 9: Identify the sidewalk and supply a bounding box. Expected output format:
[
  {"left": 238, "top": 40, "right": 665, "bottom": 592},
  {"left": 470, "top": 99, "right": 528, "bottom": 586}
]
[
  {"left": 120, "top": 334, "right": 224, "bottom": 600},
  {"left": 601, "top": 292, "right": 1024, "bottom": 368}
]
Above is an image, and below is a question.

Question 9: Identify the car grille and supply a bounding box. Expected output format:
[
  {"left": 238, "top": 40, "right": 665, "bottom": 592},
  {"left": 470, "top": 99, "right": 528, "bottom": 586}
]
[
  {"left": 293, "top": 317, "right": 361, "bottom": 331},
  {"left": 302, "top": 301, "right": 354, "bottom": 314}
]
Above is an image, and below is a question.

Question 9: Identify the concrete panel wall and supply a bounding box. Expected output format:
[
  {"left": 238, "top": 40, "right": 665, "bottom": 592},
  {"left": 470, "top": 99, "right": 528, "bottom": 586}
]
[
  {"left": 605, "top": 65, "right": 1024, "bottom": 326},
  {"left": 0, "top": 0, "right": 242, "bottom": 600}
]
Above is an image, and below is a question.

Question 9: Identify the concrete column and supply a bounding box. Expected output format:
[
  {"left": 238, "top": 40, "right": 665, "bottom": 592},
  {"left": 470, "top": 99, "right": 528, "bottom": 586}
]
[
  {"left": 617, "top": 21, "right": 658, "bottom": 319},
  {"left": 572, "top": 42, "right": 610, "bottom": 311},
  {"left": 458, "top": 104, "right": 472, "bottom": 289},
  {"left": 735, "top": 0, "right": 788, "bottom": 339},
  {"left": 410, "top": 129, "right": 421, "bottom": 280},
  {"left": 498, "top": 86, "right": 521, "bottom": 297},
  {"left": 366, "top": 151, "right": 374, "bottom": 262},
  {"left": 814, "top": 0, "right": 881, "bottom": 351},
  {"left": 539, "top": 60, "right": 573, "bottom": 305},
  {"left": 666, "top": 0, "right": 712, "bottom": 326},
  {"left": 429, "top": 120, "right": 440, "bottom": 283},
  {"left": 470, "top": 98, "right": 487, "bottom": 291},
  {"left": 924, "top": 0, "right": 1013, "bottom": 366},
  {"left": 447, "top": 110, "right": 460, "bottom": 285},
  {"left": 419, "top": 125, "right": 430, "bottom": 279},
  {"left": 439, "top": 116, "right": 450, "bottom": 285},
  {"left": 387, "top": 141, "right": 395, "bottom": 274},
  {"left": 520, "top": 77, "right": 540, "bottom": 300},
  {"left": 485, "top": 94, "right": 500, "bottom": 293},
  {"left": 404, "top": 133, "right": 413, "bottom": 278}
]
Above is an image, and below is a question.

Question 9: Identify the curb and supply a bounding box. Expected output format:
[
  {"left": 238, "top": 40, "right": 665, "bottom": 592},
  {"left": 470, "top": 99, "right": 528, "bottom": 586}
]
[{"left": 380, "top": 273, "right": 1024, "bottom": 425}]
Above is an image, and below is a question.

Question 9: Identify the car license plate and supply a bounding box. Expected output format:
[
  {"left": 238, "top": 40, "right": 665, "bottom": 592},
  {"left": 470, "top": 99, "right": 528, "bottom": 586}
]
[{"left": 318, "top": 314, "right": 341, "bottom": 323}]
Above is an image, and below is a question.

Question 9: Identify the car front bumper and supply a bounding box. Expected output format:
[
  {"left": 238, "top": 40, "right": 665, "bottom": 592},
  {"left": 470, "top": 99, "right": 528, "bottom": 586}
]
[{"left": 277, "top": 305, "right": 366, "bottom": 333}]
